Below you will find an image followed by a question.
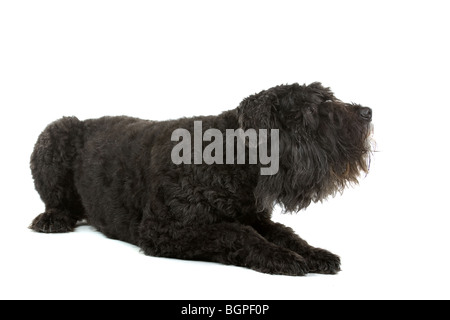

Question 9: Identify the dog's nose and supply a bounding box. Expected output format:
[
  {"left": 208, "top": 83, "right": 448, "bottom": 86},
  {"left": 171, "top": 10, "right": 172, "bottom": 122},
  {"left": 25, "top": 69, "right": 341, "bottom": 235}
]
[{"left": 359, "top": 107, "right": 372, "bottom": 121}]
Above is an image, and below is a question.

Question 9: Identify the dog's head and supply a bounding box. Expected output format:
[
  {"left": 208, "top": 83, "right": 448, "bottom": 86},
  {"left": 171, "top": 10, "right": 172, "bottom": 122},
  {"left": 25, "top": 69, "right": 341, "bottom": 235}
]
[{"left": 238, "top": 82, "right": 374, "bottom": 212}]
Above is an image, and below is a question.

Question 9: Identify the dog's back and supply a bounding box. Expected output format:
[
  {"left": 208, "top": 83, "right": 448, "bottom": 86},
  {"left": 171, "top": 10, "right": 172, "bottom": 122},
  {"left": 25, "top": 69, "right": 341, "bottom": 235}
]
[{"left": 30, "top": 113, "right": 248, "bottom": 243}]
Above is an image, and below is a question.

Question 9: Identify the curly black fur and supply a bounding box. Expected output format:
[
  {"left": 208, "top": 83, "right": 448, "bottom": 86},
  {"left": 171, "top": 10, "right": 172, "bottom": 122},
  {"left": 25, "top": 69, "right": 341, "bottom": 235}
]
[{"left": 30, "top": 82, "right": 373, "bottom": 276}]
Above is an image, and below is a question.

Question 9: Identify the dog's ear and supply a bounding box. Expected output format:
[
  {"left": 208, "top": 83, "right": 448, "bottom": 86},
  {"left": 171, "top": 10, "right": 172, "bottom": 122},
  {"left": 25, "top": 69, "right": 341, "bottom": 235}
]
[
  {"left": 296, "top": 82, "right": 336, "bottom": 131},
  {"left": 237, "top": 90, "right": 279, "bottom": 130},
  {"left": 306, "top": 82, "right": 336, "bottom": 103}
]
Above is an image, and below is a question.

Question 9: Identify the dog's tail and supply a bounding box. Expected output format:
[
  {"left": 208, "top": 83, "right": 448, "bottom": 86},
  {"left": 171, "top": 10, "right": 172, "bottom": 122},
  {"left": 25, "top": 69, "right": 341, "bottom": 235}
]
[
  {"left": 31, "top": 116, "right": 84, "bottom": 170},
  {"left": 30, "top": 116, "right": 85, "bottom": 211}
]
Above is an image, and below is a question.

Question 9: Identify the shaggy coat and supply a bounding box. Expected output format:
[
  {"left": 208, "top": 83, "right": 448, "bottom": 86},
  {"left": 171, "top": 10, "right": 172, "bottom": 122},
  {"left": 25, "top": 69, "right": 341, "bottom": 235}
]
[{"left": 30, "top": 82, "right": 373, "bottom": 276}]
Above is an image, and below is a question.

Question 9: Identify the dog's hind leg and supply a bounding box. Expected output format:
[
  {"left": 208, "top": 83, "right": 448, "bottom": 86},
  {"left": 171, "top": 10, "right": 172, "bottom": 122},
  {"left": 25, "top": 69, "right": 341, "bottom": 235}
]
[
  {"left": 139, "top": 221, "right": 309, "bottom": 276},
  {"left": 253, "top": 219, "right": 341, "bottom": 274},
  {"left": 29, "top": 117, "right": 85, "bottom": 233}
]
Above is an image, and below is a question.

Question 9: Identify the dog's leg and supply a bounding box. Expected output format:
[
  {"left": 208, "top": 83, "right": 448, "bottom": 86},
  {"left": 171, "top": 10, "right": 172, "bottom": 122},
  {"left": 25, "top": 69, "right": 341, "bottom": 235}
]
[
  {"left": 139, "top": 221, "right": 309, "bottom": 276},
  {"left": 253, "top": 219, "right": 341, "bottom": 274},
  {"left": 29, "top": 117, "right": 85, "bottom": 233}
]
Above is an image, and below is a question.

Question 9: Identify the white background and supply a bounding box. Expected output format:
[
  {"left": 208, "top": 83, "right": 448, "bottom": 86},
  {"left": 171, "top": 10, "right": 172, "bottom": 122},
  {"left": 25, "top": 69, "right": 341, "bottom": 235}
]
[{"left": 1, "top": 0, "right": 449, "bottom": 300}]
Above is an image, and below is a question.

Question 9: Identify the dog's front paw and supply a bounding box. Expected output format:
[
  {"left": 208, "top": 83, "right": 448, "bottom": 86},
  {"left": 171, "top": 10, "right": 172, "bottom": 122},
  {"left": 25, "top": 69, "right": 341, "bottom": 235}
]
[
  {"left": 277, "top": 251, "right": 310, "bottom": 277},
  {"left": 271, "top": 248, "right": 311, "bottom": 276},
  {"left": 306, "top": 248, "right": 341, "bottom": 274},
  {"left": 250, "top": 247, "right": 309, "bottom": 276}
]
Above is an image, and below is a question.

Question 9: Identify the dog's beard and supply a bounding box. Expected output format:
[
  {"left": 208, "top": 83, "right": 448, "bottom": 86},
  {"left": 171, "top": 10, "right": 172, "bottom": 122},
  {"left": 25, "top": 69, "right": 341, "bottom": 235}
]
[
  {"left": 254, "top": 124, "right": 374, "bottom": 213},
  {"left": 355, "top": 122, "right": 375, "bottom": 177}
]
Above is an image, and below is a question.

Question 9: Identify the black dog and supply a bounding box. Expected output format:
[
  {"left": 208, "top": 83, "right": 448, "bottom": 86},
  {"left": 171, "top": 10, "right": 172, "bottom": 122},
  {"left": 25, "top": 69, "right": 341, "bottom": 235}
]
[{"left": 30, "top": 82, "right": 373, "bottom": 276}]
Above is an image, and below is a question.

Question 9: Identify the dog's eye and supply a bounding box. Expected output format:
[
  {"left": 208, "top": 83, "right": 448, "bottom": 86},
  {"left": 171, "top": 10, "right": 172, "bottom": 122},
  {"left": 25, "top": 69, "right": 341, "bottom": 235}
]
[{"left": 306, "top": 105, "right": 317, "bottom": 114}]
